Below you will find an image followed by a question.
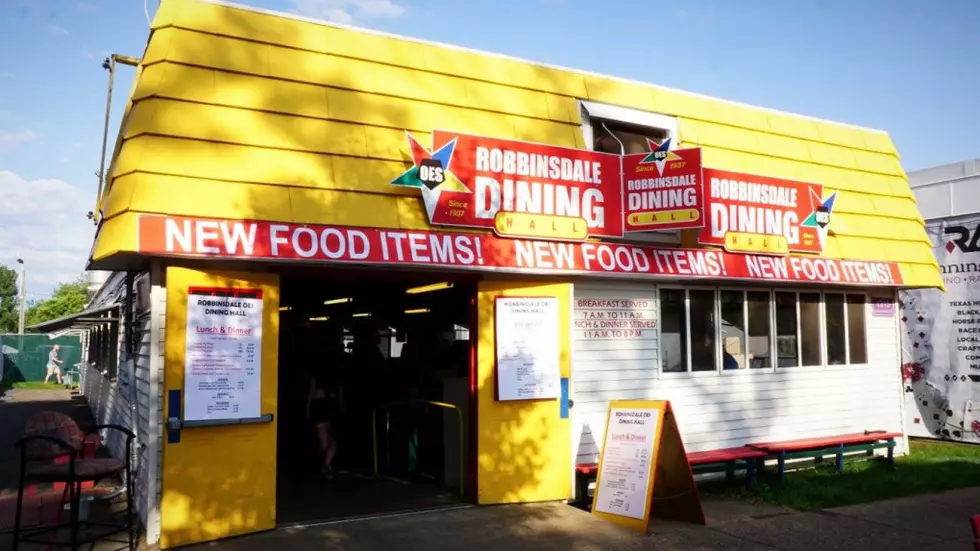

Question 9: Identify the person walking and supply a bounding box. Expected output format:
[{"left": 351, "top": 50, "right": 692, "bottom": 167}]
[{"left": 45, "top": 344, "right": 64, "bottom": 385}]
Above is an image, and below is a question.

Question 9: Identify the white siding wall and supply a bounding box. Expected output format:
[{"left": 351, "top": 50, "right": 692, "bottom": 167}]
[
  {"left": 144, "top": 266, "right": 166, "bottom": 545},
  {"left": 78, "top": 269, "right": 165, "bottom": 546},
  {"left": 571, "top": 283, "right": 905, "bottom": 470},
  {"left": 571, "top": 282, "right": 659, "bottom": 466},
  {"left": 81, "top": 362, "right": 133, "bottom": 460}
]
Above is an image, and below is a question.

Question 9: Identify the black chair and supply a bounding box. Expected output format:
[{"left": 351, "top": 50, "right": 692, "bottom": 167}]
[{"left": 13, "top": 423, "right": 137, "bottom": 550}]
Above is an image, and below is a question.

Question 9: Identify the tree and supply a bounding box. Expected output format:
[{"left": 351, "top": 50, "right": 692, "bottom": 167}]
[
  {"left": 0, "top": 264, "right": 19, "bottom": 333},
  {"left": 25, "top": 277, "right": 88, "bottom": 327}
]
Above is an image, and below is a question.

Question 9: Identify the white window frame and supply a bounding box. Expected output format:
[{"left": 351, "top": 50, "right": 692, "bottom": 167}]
[
  {"left": 718, "top": 288, "right": 777, "bottom": 376},
  {"left": 684, "top": 286, "right": 720, "bottom": 377},
  {"left": 798, "top": 289, "right": 827, "bottom": 370},
  {"left": 658, "top": 287, "right": 871, "bottom": 377},
  {"left": 772, "top": 288, "right": 823, "bottom": 372},
  {"left": 823, "top": 291, "right": 870, "bottom": 369},
  {"left": 658, "top": 286, "right": 721, "bottom": 378},
  {"left": 717, "top": 287, "right": 748, "bottom": 374},
  {"left": 658, "top": 286, "right": 691, "bottom": 376},
  {"left": 578, "top": 100, "right": 681, "bottom": 246},
  {"left": 579, "top": 100, "right": 679, "bottom": 152}
]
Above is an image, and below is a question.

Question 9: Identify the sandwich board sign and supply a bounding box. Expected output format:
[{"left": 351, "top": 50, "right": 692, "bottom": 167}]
[{"left": 590, "top": 400, "right": 705, "bottom": 534}]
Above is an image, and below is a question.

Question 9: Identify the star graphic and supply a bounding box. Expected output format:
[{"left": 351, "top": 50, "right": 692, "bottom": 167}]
[
  {"left": 390, "top": 132, "right": 460, "bottom": 189},
  {"left": 638, "top": 137, "right": 683, "bottom": 176},
  {"left": 801, "top": 188, "right": 838, "bottom": 247},
  {"left": 389, "top": 132, "right": 471, "bottom": 221}
]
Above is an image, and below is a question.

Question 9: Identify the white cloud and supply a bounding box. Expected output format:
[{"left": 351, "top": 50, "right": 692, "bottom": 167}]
[
  {"left": 47, "top": 24, "right": 69, "bottom": 36},
  {"left": 291, "top": 0, "right": 406, "bottom": 25},
  {"left": 0, "top": 130, "right": 39, "bottom": 149},
  {"left": 77, "top": 1, "right": 97, "bottom": 11},
  {"left": 0, "top": 171, "right": 94, "bottom": 296}
]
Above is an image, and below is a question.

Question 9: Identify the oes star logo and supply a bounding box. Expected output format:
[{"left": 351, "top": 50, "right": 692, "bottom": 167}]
[
  {"left": 637, "top": 137, "right": 683, "bottom": 176},
  {"left": 389, "top": 132, "right": 471, "bottom": 222},
  {"left": 800, "top": 188, "right": 838, "bottom": 247}
]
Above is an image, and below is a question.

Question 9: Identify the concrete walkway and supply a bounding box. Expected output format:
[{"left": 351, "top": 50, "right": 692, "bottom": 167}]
[{"left": 182, "top": 487, "right": 980, "bottom": 551}]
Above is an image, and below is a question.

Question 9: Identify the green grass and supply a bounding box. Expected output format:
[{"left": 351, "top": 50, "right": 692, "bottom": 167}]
[
  {"left": 0, "top": 380, "right": 69, "bottom": 391},
  {"left": 699, "top": 439, "right": 980, "bottom": 510}
]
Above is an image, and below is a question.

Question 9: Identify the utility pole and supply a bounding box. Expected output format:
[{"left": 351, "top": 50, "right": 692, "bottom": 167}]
[{"left": 16, "top": 259, "right": 26, "bottom": 334}]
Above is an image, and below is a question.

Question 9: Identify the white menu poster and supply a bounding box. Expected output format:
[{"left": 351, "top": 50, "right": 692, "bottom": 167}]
[
  {"left": 495, "top": 296, "right": 560, "bottom": 401},
  {"left": 594, "top": 407, "right": 660, "bottom": 520},
  {"left": 184, "top": 288, "right": 264, "bottom": 422}
]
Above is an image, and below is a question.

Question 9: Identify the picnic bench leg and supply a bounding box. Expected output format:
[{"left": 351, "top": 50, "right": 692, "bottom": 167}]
[
  {"left": 836, "top": 444, "right": 844, "bottom": 473},
  {"left": 778, "top": 451, "right": 786, "bottom": 485},
  {"left": 887, "top": 439, "right": 895, "bottom": 469},
  {"left": 746, "top": 460, "right": 757, "bottom": 489}
]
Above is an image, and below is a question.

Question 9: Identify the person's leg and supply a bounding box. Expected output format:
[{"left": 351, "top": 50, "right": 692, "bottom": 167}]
[
  {"left": 55, "top": 367, "right": 62, "bottom": 385},
  {"left": 44, "top": 366, "right": 52, "bottom": 384},
  {"left": 314, "top": 421, "right": 329, "bottom": 466},
  {"left": 323, "top": 421, "right": 338, "bottom": 471}
]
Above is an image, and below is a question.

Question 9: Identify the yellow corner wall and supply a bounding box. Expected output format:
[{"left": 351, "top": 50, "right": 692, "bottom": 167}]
[
  {"left": 476, "top": 281, "right": 572, "bottom": 503},
  {"left": 160, "top": 267, "right": 280, "bottom": 549},
  {"left": 90, "top": 0, "right": 941, "bottom": 288}
]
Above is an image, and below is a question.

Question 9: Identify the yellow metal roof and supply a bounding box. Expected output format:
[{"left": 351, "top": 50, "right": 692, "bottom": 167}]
[{"left": 90, "top": 0, "right": 942, "bottom": 288}]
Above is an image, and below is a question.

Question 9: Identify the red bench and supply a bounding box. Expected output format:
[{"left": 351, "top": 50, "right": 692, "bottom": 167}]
[
  {"left": 748, "top": 430, "right": 902, "bottom": 484},
  {"left": 574, "top": 445, "right": 767, "bottom": 502},
  {"left": 688, "top": 446, "right": 768, "bottom": 486},
  {"left": 970, "top": 514, "right": 980, "bottom": 551}
]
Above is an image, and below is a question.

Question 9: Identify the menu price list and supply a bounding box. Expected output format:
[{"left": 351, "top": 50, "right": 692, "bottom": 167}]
[
  {"left": 495, "top": 297, "right": 561, "bottom": 401},
  {"left": 183, "top": 290, "right": 264, "bottom": 422},
  {"left": 593, "top": 407, "right": 659, "bottom": 520}
]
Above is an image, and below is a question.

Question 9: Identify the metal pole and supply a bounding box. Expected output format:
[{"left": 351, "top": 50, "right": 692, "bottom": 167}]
[{"left": 17, "top": 261, "right": 26, "bottom": 334}]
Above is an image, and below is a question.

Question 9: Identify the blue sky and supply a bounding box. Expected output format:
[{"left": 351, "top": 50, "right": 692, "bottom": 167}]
[{"left": 0, "top": 0, "right": 978, "bottom": 299}]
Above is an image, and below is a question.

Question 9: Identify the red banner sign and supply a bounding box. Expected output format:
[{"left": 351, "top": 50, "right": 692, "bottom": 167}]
[
  {"left": 623, "top": 147, "right": 704, "bottom": 232},
  {"left": 391, "top": 130, "right": 624, "bottom": 240},
  {"left": 137, "top": 215, "right": 904, "bottom": 286},
  {"left": 697, "top": 168, "right": 837, "bottom": 256}
]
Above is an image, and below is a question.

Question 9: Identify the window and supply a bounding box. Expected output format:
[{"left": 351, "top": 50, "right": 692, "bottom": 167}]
[
  {"left": 800, "top": 293, "right": 822, "bottom": 366},
  {"left": 660, "top": 289, "right": 687, "bottom": 373},
  {"left": 746, "top": 291, "right": 772, "bottom": 369},
  {"left": 846, "top": 295, "right": 868, "bottom": 364},
  {"left": 824, "top": 293, "right": 847, "bottom": 365},
  {"left": 688, "top": 290, "right": 717, "bottom": 372},
  {"left": 659, "top": 288, "right": 721, "bottom": 373},
  {"left": 720, "top": 290, "right": 772, "bottom": 370},
  {"left": 775, "top": 292, "right": 822, "bottom": 367},
  {"left": 592, "top": 119, "right": 670, "bottom": 155},
  {"left": 580, "top": 100, "right": 677, "bottom": 156},
  {"left": 720, "top": 291, "right": 746, "bottom": 370},
  {"left": 660, "top": 288, "right": 871, "bottom": 373},
  {"left": 819, "top": 292, "right": 868, "bottom": 366},
  {"left": 775, "top": 292, "right": 799, "bottom": 367}
]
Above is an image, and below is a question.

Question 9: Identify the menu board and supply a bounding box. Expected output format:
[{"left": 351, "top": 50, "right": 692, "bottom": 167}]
[
  {"left": 495, "top": 296, "right": 560, "bottom": 401},
  {"left": 593, "top": 407, "right": 660, "bottom": 520},
  {"left": 183, "top": 288, "right": 263, "bottom": 422}
]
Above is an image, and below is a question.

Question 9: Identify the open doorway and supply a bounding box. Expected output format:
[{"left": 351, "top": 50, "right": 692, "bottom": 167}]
[{"left": 275, "top": 270, "right": 476, "bottom": 524}]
